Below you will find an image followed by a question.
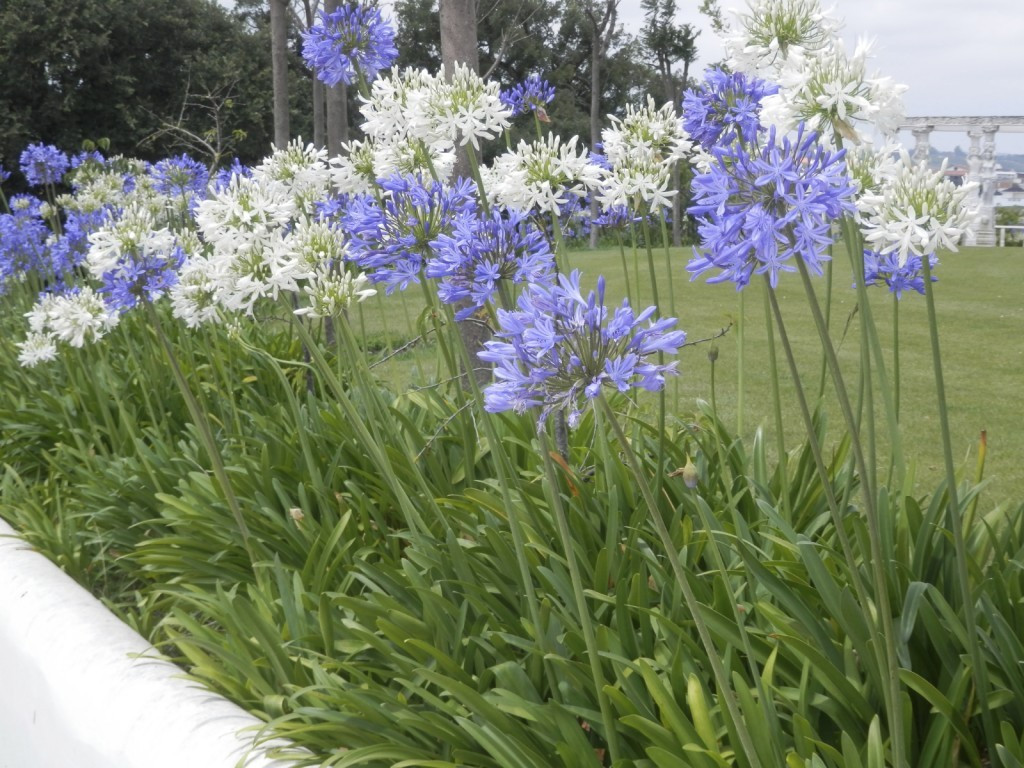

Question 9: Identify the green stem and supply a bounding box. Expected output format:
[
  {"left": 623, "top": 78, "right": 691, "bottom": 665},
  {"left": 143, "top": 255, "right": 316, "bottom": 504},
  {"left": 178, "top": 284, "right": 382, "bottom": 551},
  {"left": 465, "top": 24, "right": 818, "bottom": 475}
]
[
  {"left": 146, "top": 302, "right": 258, "bottom": 570},
  {"left": 919, "top": 254, "right": 996, "bottom": 756},
  {"left": 793, "top": 261, "right": 906, "bottom": 766},
  {"left": 736, "top": 290, "right": 745, "bottom": 436},
  {"left": 538, "top": 429, "right": 622, "bottom": 764},
  {"left": 597, "top": 393, "right": 764, "bottom": 768},
  {"left": 761, "top": 284, "right": 791, "bottom": 521}
]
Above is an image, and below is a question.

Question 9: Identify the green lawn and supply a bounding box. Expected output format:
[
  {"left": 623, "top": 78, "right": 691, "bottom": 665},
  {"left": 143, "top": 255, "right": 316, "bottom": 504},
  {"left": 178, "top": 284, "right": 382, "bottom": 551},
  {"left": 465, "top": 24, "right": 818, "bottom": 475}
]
[{"left": 364, "top": 242, "right": 1024, "bottom": 505}]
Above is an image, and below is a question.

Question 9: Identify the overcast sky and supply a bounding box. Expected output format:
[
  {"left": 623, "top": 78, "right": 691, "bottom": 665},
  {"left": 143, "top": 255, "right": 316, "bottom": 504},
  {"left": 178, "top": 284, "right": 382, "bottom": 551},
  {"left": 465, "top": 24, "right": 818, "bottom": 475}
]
[{"left": 616, "top": 0, "right": 1024, "bottom": 154}]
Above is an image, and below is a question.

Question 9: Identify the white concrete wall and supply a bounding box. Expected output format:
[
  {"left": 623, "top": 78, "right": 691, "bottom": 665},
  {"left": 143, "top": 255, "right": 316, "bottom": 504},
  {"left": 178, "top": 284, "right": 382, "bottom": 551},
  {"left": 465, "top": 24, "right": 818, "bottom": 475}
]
[{"left": 0, "top": 518, "right": 302, "bottom": 768}]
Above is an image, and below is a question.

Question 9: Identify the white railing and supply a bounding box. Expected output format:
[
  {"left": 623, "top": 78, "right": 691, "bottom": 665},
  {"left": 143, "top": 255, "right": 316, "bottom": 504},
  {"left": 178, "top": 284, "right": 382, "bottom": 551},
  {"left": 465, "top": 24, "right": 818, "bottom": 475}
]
[
  {"left": 0, "top": 518, "right": 301, "bottom": 768},
  {"left": 995, "top": 225, "right": 1024, "bottom": 246}
]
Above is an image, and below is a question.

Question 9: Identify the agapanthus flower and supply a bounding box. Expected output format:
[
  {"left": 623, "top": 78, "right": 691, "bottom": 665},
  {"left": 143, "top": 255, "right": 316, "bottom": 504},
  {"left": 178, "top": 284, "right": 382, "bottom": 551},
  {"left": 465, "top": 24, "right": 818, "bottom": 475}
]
[
  {"left": 597, "top": 96, "right": 692, "bottom": 210},
  {"left": 149, "top": 154, "right": 210, "bottom": 202},
  {"left": 359, "top": 67, "right": 440, "bottom": 143},
  {"left": 0, "top": 164, "right": 10, "bottom": 184},
  {"left": 86, "top": 206, "right": 186, "bottom": 311},
  {"left": 687, "top": 122, "right": 856, "bottom": 289},
  {"left": 342, "top": 174, "right": 477, "bottom": 293},
  {"left": 500, "top": 74, "right": 556, "bottom": 118},
  {"left": 758, "top": 39, "right": 906, "bottom": 140},
  {"left": 70, "top": 150, "right": 106, "bottom": 173},
  {"left": 16, "top": 332, "right": 58, "bottom": 368},
  {"left": 486, "top": 134, "right": 603, "bottom": 216},
  {"left": 169, "top": 254, "right": 227, "bottom": 328},
  {"left": 213, "top": 159, "right": 252, "bottom": 191},
  {"left": 479, "top": 270, "right": 687, "bottom": 427},
  {"left": 0, "top": 197, "right": 51, "bottom": 288},
  {"left": 427, "top": 208, "right": 555, "bottom": 319},
  {"left": 724, "top": 0, "right": 838, "bottom": 76},
  {"left": 293, "top": 268, "right": 377, "bottom": 318},
  {"left": 196, "top": 173, "right": 296, "bottom": 253},
  {"left": 407, "top": 63, "right": 512, "bottom": 151},
  {"left": 254, "top": 139, "right": 330, "bottom": 213},
  {"left": 858, "top": 150, "right": 975, "bottom": 263},
  {"left": 26, "top": 285, "right": 119, "bottom": 350},
  {"left": 682, "top": 68, "right": 779, "bottom": 150},
  {"left": 301, "top": 3, "right": 398, "bottom": 87},
  {"left": 859, "top": 249, "right": 937, "bottom": 299},
  {"left": 19, "top": 143, "right": 70, "bottom": 186}
]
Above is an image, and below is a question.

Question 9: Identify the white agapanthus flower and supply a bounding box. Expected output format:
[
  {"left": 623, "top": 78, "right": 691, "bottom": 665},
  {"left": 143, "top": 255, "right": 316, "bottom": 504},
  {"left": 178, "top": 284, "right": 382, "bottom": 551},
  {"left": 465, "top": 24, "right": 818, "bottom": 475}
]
[
  {"left": 27, "top": 286, "right": 120, "bottom": 351},
  {"left": 218, "top": 236, "right": 310, "bottom": 314},
  {"left": 253, "top": 139, "right": 331, "bottom": 214},
  {"left": 844, "top": 140, "right": 902, "bottom": 218},
  {"left": 294, "top": 269, "right": 376, "bottom": 318},
  {"left": 407, "top": 62, "right": 511, "bottom": 151},
  {"left": 85, "top": 205, "right": 178, "bottom": 279},
  {"left": 169, "top": 254, "right": 228, "bottom": 328},
  {"left": 724, "top": 0, "right": 839, "bottom": 76},
  {"left": 16, "top": 332, "right": 58, "bottom": 368},
  {"left": 373, "top": 139, "right": 456, "bottom": 185},
  {"left": 360, "top": 66, "right": 441, "bottom": 143},
  {"left": 330, "top": 139, "right": 381, "bottom": 196},
  {"left": 859, "top": 150, "right": 977, "bottom": 263},
  {"left": 758, "top": 38, "right": 906, "bottom": 140},
  {"left": 285, "top": 216, "right": 348, "bottom": 275},
  {"left": 196, "top": 173, "right": 296, "bottom": 253},
  {"left": 487, "top": 134, "right": 603, "bottom": 216},
  {"left": 597, "top": 96, "right": 692, "bottom": 209}
]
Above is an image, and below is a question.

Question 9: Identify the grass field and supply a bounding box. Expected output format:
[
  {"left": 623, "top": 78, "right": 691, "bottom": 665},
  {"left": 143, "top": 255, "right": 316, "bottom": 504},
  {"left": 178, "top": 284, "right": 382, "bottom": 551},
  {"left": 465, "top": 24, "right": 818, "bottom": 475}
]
[{"left": 360, "top": 242, "right": 1024, "bottom": 505}]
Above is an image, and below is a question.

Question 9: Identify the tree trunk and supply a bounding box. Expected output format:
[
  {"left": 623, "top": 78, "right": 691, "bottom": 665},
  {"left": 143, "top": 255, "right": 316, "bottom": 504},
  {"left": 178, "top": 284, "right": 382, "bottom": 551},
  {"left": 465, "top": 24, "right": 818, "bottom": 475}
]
[
  {"left": 324, "top": 0, "right": 347, "bottom": 155},
  {"left": 440, "top": 0, "right": 490, "bottom": 387},
  {"left": 587, "top": 0, "right": 617, "bottom": 249},
  {"left": 270, "top": 0, "right": 290, "bottom": 148}
]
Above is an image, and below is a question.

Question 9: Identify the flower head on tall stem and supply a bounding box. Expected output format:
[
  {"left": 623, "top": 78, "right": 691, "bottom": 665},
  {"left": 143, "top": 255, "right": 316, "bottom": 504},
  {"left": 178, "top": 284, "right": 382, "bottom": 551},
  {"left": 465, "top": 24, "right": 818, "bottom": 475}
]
[
  {"left": 682, "top": 68, "right": 779, "bottom": 151},
  {"left": 500, "top": 74, "right": 556, "bottom": 118},
  {"left": 687, "top": 122, "right": 856, "bottom": 289},
  {"left": 858, "top": 150, "right": 975, "bottom": 264},
  {"left": 342, "top": 174, "right": 478, "bottom": 293},
  {"left": 485, "top": 134, "right": 603, "bottom": 216},
  {"left": 427, "top": 208, "right": 555, "bottom": 319},
  {"left": 724, "top": 0, "right": 838, "bottom": 76},
  {"left": 19, "top": 143, "right": 70, "bottom": 187},
  {"left": 479, "top": 270, "right": 686, "bottom": 428},
  {"left": 149, "top": 154, "right": 210, "bottom": 202},
  {"left": 596, "top": 96, "right": 692, "bottom": 211},
  {"left": 301, "top": 3, "right": 398, "bottom": 87},
  {"left": 859, "top": 248, "right": 937, "bottom": 299}
]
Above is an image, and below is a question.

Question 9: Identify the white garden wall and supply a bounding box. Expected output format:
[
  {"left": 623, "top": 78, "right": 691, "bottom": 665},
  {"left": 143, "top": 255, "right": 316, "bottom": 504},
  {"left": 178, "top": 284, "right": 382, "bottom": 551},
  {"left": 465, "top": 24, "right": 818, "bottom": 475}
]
[{"left": 0, "top": 518, "right": 300, "bottom": 768}]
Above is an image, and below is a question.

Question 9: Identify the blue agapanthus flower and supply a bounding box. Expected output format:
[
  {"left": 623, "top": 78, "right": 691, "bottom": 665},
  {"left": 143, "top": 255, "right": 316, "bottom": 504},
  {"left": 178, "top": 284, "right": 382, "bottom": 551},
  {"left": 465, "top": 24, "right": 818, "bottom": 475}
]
[
  {"left": 682, "top": 68, "right": 779, "bottom": 151},
  {"left": 479, "top": 270, "right": 687, "bottom": 427},
  {"left": 1, "top": 164, "right": 11, "bottom": 184},
  {"left": 343, "top": 174, "right": 477, "bottom": 293},
  {"left": 99, "top": 245, "right": 186, "bottom": 312},
  {"left": 0, "top": 196, "right": 51, "bottom": 287},
  {"left": 860, "top": 249, "right": 937, "bottom": 299},
  {"left": 149, "top": 154, "right": 210, "bottom": 201},
  {"left": 687, "top": 123, "right": 856, "bottom": 289},
  {"left": 212, "top": 159, "right": 251, "bottom": 191},
  {"left": 500, "top": 74, "right": 556, "bottom": 118},
  {"left": 301, "top": 3, "right": 398, "bottom": 87},
  {"left": 48, "top": 208, "right": 110, "bottom": 286},
  {"left": 427, "top": 208, "right": 555, "bottom": 319},
  {"left": 19, "top": 143, "right": 70, "bottom": 187}
]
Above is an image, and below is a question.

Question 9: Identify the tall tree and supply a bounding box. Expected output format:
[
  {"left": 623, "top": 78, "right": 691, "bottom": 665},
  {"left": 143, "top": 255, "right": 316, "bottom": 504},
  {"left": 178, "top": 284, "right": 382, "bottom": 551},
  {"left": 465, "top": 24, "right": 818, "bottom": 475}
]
[
  {"left": 322, "top": 0, "right": 348, "bottom": 155},
  {"left": 641, "top": 0, "right": 698, "bottom": 245},
  {"left": 582, "top": 0, "right": 619, "bottom": 247},
  {"left": 270, "top": 0, "right": 291, "bottom": 147},
  {"left": 0, "top": 0, "right": 276, "bottom": 170}
]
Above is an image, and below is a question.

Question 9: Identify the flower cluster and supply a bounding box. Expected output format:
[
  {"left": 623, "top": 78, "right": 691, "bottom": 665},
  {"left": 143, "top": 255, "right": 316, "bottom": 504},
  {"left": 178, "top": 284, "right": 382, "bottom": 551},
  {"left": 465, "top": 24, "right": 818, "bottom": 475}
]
[
  {"left": 342, "top": 174, "right": 477, "bottom": 293},
  {"left": 682, "top": 68, "right": 779, "bottom": 151},
  {"left": 20, "top": 143, "right": 70, "bottom": 186},
  {"left": 149, "top": 154, "right": 210, "bottom": 207},
  {"left": 858, "top": 150, "right": 975, "bottom": 263},
  {"left": 427, "top": 209, "right": 555, "bottom": 319},
  {"left": 596, "top": 97, "right": 692, "bottom": 210},
  {"left": 480, "top": 271, "right": 686, "bottom": 427},
  {"left": 301, "top": 3, "right": 398, "bottom": 87},
  {"left": 500, "top": 74, "right": 556, "bottom": 118},
  {"left": 485, "top": 134, "right": 602, "bottom": 216},
  {"left": 860, "top": 249, "right": 937, "bottom": 299},
  {"left": 687, "top": 123, "right": 856, "bottom": 288}
]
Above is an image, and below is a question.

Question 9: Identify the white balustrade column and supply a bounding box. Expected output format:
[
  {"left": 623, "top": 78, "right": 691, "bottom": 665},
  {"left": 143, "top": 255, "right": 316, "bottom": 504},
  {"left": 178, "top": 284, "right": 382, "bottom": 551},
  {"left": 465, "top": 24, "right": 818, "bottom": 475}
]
[
  {"left": 911, "top": 126, "right": 933, "bottom": 166},
  {"left": 977, "top": 126, "right": 998, "bottom": 246}
]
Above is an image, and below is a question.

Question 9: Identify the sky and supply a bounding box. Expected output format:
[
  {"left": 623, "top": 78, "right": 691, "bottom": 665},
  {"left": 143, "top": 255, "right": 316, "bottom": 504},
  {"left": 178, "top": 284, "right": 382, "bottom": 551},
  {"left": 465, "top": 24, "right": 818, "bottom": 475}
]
[{"left": 616, "top": 0, "right": 1024, "bottom": 154}]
